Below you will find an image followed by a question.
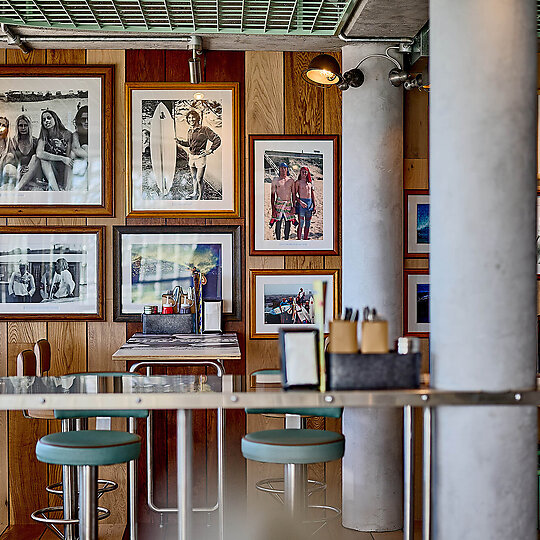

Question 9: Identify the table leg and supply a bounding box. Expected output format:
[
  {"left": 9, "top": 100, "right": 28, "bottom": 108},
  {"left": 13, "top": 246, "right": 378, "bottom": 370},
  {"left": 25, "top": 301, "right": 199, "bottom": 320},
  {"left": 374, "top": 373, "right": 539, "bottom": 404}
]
[
  {"left": 403, "top": 405, "right": 414, "bottom": 540},
  {"left": 177, "top": 409, "right": 193, "bottom": 540},
  {"left": 422, "top": 407, "right": 432, "bottom": 540},
  {"left": 217, "top": 407, "right": 225, "bottom": 540}
]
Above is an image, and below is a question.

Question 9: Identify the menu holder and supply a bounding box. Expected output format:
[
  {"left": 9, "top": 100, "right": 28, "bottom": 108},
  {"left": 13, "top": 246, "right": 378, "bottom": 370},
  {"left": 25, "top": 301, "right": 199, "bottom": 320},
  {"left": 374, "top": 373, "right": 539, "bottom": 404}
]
[
  {"left": 142, "top": 313, "right": 194, "bottom": 334},
  {"left": 279, "top": 328, "right": 320, "bottom": 391},
  {"left": 326, "top": 352, "right": 421, "bottom": 390}
]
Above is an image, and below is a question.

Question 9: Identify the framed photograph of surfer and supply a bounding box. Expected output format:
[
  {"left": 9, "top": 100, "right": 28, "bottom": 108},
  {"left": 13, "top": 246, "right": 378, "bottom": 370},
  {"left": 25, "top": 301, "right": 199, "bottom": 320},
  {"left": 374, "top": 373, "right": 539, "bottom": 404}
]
[
  {"left": 405, "top": 190, "right": 430, "bottom": 257},
  {"left": 0, "top": 226, "right": 104, "bottom": 320},
  {"left": 249, "top": 269, "right": 339, "bottom": 339},
  {"left": 249, "top": 134, "right": 339, "bottom": 256},
  {"left": 113, "top": 225, "right": 241, "bottom": 322},
  {"left": 0, "top": 65, "right": 113, "bottom": 216},
  {"left": 126, "top": 82, "right": 240, "bottom": 218},
  {"left": 404, "top": 269, "right": 430, "bottom": 337}
]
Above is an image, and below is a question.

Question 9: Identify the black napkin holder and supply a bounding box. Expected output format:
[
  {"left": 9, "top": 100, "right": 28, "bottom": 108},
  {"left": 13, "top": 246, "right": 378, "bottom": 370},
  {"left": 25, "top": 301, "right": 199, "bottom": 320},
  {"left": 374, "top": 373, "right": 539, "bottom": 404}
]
[
  {"left": 326, "top": 352, "right": 421, "bottom": 390},
  {"left": 142, "top": 313, "right": 194, "bottom": 334}
]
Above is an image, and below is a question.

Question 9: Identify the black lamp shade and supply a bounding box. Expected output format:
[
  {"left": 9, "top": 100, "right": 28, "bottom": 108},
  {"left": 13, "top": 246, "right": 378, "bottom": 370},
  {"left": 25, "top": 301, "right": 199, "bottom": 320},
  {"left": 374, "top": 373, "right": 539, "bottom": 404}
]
[{"left": 304, "top": 54, "right": 341, "bottom": 85}]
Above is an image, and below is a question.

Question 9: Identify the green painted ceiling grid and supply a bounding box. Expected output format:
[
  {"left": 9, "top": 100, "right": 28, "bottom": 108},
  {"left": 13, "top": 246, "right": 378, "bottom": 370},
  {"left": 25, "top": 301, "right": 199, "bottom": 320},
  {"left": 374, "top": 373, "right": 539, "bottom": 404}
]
[{"left": 0, "top": 0, "right": 355, "bottom": 34}]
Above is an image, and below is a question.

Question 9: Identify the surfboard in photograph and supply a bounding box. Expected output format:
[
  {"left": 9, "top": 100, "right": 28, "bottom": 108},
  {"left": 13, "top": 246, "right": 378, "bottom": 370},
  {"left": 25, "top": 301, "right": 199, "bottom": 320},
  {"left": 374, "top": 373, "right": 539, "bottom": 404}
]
[{"left": 150, "top": 102, "right": 176, "bottom": 196}]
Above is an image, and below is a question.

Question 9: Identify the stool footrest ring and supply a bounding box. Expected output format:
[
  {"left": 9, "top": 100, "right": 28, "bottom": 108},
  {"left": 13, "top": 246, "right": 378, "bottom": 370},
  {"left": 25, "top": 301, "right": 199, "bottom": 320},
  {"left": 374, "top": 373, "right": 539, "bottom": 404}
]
[
  {"left": 255, "top": 477, "right": 325, "bottom": 496},
  {"left": 31, "top": 505, "right": 111, "bottom": 524},
  {"left": 46, "top": 479, "right": 118, "bottom": 498}
]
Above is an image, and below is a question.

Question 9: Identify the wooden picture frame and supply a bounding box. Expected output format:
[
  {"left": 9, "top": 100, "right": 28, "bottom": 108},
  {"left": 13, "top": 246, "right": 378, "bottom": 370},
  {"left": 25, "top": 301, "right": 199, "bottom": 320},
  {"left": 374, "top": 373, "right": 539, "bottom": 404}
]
[
  {"left": 113, "top": 225, "right": 241, "bottom": 322},
  {"left": 405, "top": 189, "right": 430, "bottom": 257},
  {"left": 404, "top": 268, "right": 430, "bottom": 337},
  {"left": 537, "top": 193, "right": 540, "bottom": 279},
  {"left": 250, "top": 269, "right": 339, "bottom": 339},
  {"left": 0, "top": 226, "right": 104, "bottom": 320},
  {"left": 0, "top": 65, "right": 114, "bottom": 216},
  {"left": 126, "top": 82, "right": 240, "bottom": 218},
  {"left": 249, "top": 134, "right": 339, "bottom": 255}
]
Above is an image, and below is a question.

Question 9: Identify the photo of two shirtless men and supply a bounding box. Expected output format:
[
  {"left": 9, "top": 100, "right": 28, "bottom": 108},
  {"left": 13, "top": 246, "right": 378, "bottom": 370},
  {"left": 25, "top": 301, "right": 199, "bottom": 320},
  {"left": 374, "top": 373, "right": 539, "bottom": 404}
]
[{"left": 263, "top": 150, "right": 323, "bottom": 242}]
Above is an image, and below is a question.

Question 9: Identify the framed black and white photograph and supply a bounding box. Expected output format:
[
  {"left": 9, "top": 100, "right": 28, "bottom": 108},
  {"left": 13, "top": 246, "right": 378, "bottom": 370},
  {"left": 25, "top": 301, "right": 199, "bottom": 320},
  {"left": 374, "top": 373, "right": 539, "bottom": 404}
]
[
  {"left": 250, "top": 269, "right": 339, "bottom": 339},
  {"left": 405, "top": 189, "right": 430, "bottom": 257},
  {"left": 126, "top": 83, "right": 239, "bottom": 217},
  {"left": 0, "top": 226, "right": 104, "bottom": 320},
  {"left": 113, "top": 225, "right": 241, "bottom": 322},
  {"left": 404, "top": 269, "right": 430, "bottom": 336},
  {"left": 0, "top": 65, "right": 113, "bottom": 216},
  {"left": 250, "top": 135, "right": 339, "bottom": 255}
]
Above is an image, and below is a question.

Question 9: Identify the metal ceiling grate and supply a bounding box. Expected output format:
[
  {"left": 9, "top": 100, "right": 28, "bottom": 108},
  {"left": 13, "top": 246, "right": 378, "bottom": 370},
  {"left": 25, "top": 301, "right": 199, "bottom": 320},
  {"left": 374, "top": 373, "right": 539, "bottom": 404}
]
[{"left": 0, "top": 0, "right": 356, "bottom": 35}]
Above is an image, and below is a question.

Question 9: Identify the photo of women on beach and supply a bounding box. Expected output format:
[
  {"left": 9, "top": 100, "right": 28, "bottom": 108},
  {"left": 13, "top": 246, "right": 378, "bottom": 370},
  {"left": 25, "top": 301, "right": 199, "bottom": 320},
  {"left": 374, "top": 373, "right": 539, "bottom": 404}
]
[
  {"left": 128, "top": 83, "right": 239, "bottom": 217},
  {"left": 250, "top": 135, "right": 338, "bottom": 255},
  {"left": 0, "top": 66, "right": 112, "bottom": 214}
]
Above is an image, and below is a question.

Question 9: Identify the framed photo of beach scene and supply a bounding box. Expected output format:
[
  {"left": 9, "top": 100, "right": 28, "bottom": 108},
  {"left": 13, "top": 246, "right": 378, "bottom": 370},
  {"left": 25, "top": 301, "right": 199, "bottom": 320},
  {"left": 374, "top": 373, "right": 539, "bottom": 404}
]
[
  {"left": 249, "top": 134, "right": 339, "bottom": 255},
  {"left": 0, "top": 226, "right": 104, "bottom": 320},
  {"left": 113, "top": 225, "right": 241, "bottom": 322},
  {"left": 0, "top": 65, "right": 113, "bottom": 216},
  {"left": 250, "top": 269, "right": 339, "bottom": 339},
  {"left": 126, "top": 82, "right": 240, "bottom": 218},
  {"left": 404, "top": 269, "right": 430, "bottom": 337},
  {"left": 405, "top": 190, "right": 430, "bottom": 257}
]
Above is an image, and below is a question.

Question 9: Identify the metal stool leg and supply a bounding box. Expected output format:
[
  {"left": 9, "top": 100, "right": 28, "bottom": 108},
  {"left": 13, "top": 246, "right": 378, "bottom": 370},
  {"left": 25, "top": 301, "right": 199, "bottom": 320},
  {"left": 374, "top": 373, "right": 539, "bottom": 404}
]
[
  {"left": 62, "top": 465, "right": 78, "bottom": 540},
  {"left": 284, "top": 463, "right": 307, "bottom": 521},
  {"left": 79, "top": 465, "right": 98, "bottom": 540},
  {"left": 129, "top": 416, "right": 138, "bottom": 540}
]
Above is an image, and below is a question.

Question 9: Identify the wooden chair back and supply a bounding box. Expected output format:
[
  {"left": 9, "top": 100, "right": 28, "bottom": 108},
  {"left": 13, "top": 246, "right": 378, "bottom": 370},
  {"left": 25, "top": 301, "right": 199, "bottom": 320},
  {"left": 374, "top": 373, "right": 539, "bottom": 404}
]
[
  {"left": 34, "top": 339, "right": 51, "bottom": 376},
  {"left": 16, "top": 349, "right": 37, "bottom": 377}
]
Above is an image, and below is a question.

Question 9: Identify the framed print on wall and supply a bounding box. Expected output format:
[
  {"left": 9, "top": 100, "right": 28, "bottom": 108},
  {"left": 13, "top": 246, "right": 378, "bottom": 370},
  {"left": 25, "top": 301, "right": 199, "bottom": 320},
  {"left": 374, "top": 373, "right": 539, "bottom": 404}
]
[
  {"left": 0, "top": 65, "right": 113, "bottom": 216},
  {"left": 405, "top": 189, "right": 430, "bottom": 257},
  {"left": 0, "top": 226, "right": 104, "bottom": 320},
  {"left": 113, "top": 225, "right": 241, "bottom": 322},
  {"left": 537, "top": 194, "right": 540, "bottom": 277},
  {"left": 250, "top": 134, "right": 339, "bottom": 255},
  {"left": 250, "top": 269, "right": 339, "bottom": 339},
  {"left": 404, "top": 268, "right": 430, "bottom": 337},
  {"left": 126, "top": 82, "right": 240, "bottom": 217}
]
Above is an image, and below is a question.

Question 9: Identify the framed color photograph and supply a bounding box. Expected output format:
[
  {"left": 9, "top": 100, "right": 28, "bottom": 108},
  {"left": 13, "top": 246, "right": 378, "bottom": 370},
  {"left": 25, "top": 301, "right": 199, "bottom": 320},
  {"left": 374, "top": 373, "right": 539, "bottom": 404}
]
[
  {"left": 0, "top": 226, "right": 104, "bottom": 320},
  {"left": 404, "top": 269, "right": 430, "bottom": 336},
  {"left": 126, "top": 82, "right": 240, "bottom": 217},
  {"left": 405, "top": 190, "right": 430, "bottom": 257},
  {"left": 250, "top": 134, "right": 339, "bottom": 255},
  {"left": 0, "top": 65, "right": 113, "bottom": 216},
  {"left": 250, "top": 269, "right": 339, "bottom": 339},
  {"left": 113, "top": 225, "right": 241, "bottom": 322}
]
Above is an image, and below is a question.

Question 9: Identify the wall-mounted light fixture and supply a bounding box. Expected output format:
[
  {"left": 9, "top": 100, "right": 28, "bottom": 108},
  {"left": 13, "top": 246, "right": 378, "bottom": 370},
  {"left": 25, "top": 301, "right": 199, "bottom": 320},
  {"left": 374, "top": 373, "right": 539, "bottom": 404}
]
[
  {"left": 188, "top": 36, "right": 203, "bottom": 84},
  {"left": 303, "top": 46, "right": 423, "bottom": 91}
]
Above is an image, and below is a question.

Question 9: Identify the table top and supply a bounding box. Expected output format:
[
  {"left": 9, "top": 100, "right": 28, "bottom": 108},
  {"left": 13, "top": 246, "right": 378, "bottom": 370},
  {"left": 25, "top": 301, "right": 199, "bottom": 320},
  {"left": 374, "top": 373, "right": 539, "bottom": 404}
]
[
  {"left": 112, "top": 333, "right": 241, "bottom": 361},
  {"left": 0, "top": 374, "right": 539, "bottom": 411}
]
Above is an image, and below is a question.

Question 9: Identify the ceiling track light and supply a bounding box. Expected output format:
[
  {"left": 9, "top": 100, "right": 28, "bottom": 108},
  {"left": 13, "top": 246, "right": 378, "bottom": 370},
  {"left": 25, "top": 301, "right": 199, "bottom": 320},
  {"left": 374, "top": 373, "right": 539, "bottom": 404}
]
[
  {"left": 188, "top": 36, "right": 203, "bottom": 84},
  {"left": 304, "top": 46, "right": 423, "bottom": 92}
]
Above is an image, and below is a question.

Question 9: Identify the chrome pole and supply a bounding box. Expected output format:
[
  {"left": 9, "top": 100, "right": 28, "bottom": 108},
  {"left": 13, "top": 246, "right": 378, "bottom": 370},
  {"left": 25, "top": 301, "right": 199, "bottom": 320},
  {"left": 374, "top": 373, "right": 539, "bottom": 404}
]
[
  {"left": 79, "top": 465, "right": 98, "bottom": 540},
  {"left": 403, "top": 405, "right": 414, "bottom": 540},
  {"left": 177, "top": 409, "right": 192, "bottom": 540},
  {"left": 422, "top": 407, "right": 432, "bottom": 540},
  {"left": 61, "top": 419, "right": 78, "bottom": 540},
  {"left": 129, "top": 416, "right": 138, "bottom": 539},
  {"left": 284, "top": 463, "right": 307, "bottom": 521},
  {"left": 217, "top": 406, "right": 225, "bottom": 540}
]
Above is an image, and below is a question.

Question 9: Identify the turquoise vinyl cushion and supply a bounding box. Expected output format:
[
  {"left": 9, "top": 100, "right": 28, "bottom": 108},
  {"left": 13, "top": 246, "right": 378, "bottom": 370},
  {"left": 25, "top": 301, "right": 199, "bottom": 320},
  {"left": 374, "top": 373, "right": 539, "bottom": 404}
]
[
  {"left": 246, "top": 407, "right": 342, "bottom": 418},
  {"left": 242, "top": 429, "right": 344, "bottom": 464},
  {"left": 36, "top": 430, "right": 141, "bottom": 466},
  {"left": 54, "top": 372, "right": 149, "bottom": 419}
]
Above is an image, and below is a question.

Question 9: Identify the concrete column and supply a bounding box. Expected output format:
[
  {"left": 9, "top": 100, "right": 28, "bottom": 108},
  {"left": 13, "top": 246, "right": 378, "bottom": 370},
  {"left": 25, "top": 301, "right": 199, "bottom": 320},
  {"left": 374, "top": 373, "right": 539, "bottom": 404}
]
[
  {"left": 430, "top": 1, "right": 538, "bottom": 538},
  {"left": 341, "top": 43, "right": 403, "bottom": 531}
]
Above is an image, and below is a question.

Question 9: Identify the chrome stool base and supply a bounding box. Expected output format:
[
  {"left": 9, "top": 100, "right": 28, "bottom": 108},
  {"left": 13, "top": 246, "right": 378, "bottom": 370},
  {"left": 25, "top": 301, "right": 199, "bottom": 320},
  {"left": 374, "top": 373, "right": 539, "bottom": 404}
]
[
  {"left": 255, "top": 477, "right": 325, "bottom": 504},
  {"left": 46, "top": 479, "right": 118, "bottom": 498},
  {"left": 306, "top": 504, "right": 341, "bottom": 536},
  {"left": 30, "top": 505, "right": 110, "bottom": 540}
]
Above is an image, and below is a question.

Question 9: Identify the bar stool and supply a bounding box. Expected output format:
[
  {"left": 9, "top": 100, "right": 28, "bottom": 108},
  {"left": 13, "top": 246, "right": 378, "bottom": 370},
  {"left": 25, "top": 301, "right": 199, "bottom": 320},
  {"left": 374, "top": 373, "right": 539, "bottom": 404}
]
[
  {"left": 36, "top": 428, "right": 142, "bottom": 540},
  {"left": 242, "top": 428, "right": 344, "bottom": 532}
]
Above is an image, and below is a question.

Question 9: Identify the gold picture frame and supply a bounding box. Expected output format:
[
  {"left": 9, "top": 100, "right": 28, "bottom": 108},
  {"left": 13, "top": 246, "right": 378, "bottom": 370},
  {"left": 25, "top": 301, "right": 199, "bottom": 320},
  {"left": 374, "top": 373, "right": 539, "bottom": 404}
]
[{"left": 126, "top": 82, "right": 240, "bottom": 218}]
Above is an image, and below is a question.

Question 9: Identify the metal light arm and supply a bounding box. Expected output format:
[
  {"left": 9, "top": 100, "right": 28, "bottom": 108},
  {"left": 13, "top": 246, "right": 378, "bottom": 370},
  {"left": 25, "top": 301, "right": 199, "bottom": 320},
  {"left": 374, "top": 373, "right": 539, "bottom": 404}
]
[{"left": 355, "top": 46, "right": 403, "bottom": 71}]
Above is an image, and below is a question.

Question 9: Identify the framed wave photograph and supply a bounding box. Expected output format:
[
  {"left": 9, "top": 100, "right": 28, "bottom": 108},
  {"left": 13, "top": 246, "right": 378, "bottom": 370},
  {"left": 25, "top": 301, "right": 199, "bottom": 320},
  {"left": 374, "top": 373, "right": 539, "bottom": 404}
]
[
  {"left": 0, "top": 226, "right": 104, "bottom": 320},
  {"left": 113, "top": 225, "right": 241, "bottom": 322},
  {"left": 250, "top": 269, "right": 339, "bottom": 339},
  {"left": 126, "top": 82, "right": 240, "bottom": 217},
  {"left": 249, "top": 134, "right": 339, "bottom": 255},
  {"left": 405, "top": 189, "right": 429, "bottom": 257},
  {"left": 0, "top": 65, "right": 113, "bottom": 216},
  {"left": 404, "top": 269, "right": 430, "bottom": 337}
]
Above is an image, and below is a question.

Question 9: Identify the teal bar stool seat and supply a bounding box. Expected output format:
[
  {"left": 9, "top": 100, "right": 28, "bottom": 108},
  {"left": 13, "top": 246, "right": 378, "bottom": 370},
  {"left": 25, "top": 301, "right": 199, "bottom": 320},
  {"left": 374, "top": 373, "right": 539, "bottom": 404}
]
[
  {"left": 31, "top": 372, "right": 148, "bottom": 540},
  {"left": 241, "top": 427, "right": 345, "bottom": 528}
]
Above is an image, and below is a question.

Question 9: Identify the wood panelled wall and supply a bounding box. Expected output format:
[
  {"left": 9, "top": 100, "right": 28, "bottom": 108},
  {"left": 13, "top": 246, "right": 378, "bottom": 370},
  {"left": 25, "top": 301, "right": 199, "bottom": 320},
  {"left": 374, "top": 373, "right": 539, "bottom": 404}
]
[{"left": 0, "top": 49, "right": 343, "bottom": 534}]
